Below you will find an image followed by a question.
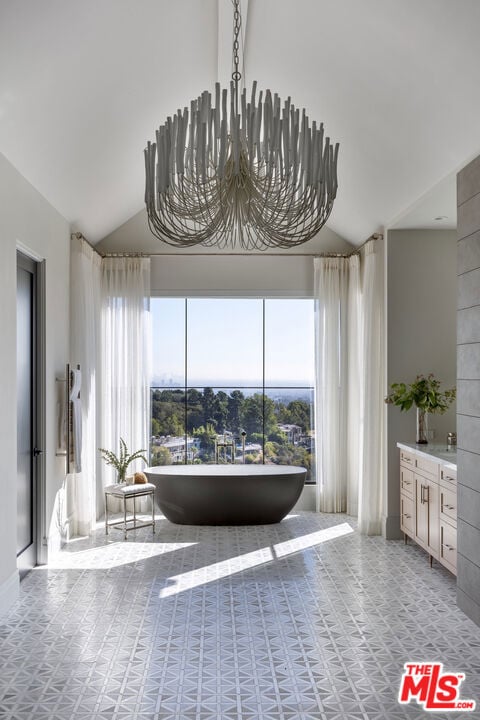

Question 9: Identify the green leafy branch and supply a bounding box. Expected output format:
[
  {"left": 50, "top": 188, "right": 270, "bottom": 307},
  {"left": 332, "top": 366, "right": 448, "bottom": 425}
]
[
  {"left": 98, "top": 437, "right": 148, "bottom": 482},
  {"left": 385, "top": 373, "right": 456, "bottom": 414}
]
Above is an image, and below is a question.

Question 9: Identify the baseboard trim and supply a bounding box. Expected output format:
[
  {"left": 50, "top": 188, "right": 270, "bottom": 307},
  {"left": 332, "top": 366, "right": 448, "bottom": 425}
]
[{"left": 0, "top": 570, "right": 19, "bottom": 621}]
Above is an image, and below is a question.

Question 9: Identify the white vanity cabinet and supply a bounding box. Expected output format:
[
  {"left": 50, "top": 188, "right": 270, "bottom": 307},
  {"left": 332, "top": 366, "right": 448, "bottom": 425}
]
[{"left": 398, "top": 443, "right": 457, "bottom": 575}]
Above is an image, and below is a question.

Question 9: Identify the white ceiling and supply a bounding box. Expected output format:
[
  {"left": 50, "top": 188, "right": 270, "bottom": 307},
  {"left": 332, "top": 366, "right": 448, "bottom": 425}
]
[{"left": 1, "top": 0, "right": 479, "bottom": 245}]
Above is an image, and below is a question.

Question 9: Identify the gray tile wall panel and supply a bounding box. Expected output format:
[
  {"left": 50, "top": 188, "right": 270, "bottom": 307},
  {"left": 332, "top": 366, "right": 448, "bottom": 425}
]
[
  {"left": 458, "top": 343, "right": 480, "bottom": 379},
  {"left": 457, "top": 519, "right": 480, "bottom": 569},
  {"left": 457, "top": 483, "right": 480, "bottom": 535},
  {"left": 458, "top": 267, "right": 480, "bottom": 309},
  {"left": 457, "top": 414, "right": 480, "bottom": 453},
  {"left": 458, "top": 230, "right": 480, "bottom": 274},
  {"left": 458, "top": 191, "right": 480, "bottom": 241},
  {"left": 457, "top": 587, "right": 480, "bottom": 627},
  {"left": 457, "top": 154, "right": 480, "bottom": 206},
  {"left": 458, "top": 307, "right": 480, "bottom": 344},
  {"left": 457, "top": 380, "right": 480, "bottom": 416},
  {"left": 457, "top": 554, "right": 480, "bottom": 603},
  {"left": 457, "top": 449, "right": 480, "bottom": 493},
  {"left": 457, "top": 159, "right": 480, "bottom": 627}
]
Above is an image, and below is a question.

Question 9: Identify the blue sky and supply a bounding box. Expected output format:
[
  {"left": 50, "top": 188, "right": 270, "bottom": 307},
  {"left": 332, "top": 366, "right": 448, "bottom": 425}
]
[{"left": 151, "top": 298, "right": 315, "bottom": 387}]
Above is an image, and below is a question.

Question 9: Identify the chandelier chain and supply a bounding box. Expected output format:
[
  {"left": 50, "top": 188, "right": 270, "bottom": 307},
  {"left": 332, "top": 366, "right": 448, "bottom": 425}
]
[{"left": 232, "top": 0, "right": 242, "bottom": 86}]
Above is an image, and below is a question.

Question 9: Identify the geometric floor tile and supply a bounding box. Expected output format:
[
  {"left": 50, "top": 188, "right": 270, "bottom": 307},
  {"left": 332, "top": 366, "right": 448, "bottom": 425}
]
[{"left": 0, "top": 511, "right": 479, "bottom": 719}]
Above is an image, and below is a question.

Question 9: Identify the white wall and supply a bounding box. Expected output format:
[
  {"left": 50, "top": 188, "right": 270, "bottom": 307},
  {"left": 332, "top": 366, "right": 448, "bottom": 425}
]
[
  {"left": 385, "top": 228, "right": 457, "bottom": 538},
  {"left": 0, "top": 152, "right": 70, "bottom": 617}
]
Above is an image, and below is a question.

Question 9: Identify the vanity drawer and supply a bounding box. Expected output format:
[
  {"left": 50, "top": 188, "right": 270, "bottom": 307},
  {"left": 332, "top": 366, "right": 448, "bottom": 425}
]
[
  {"left": 400, "top": 493, "right": 414, "bottom": 536},
  {"left": 440, "top": 487, "right": 457, "bottom": 525},
  {"left": 440, "top": 466, "right": 457, "bottom": 491},
  {"left": 400, "top": 450, "right": 415, "bottom": 468},
  {"left": 400, "top": 466, "right": 414, "bottom": 498},
  {"left": 440, "top": 521, "right": 457, "bottom": 575}
]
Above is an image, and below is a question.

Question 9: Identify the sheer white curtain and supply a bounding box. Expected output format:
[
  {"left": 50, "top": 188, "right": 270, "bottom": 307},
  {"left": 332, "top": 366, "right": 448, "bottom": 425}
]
[
  {"left": 314, "top": 256, "right": 349, "bottom": 512},
  {"left": 358, "top": 242, "right": 384, "bottom": 534},
  {"left": 347, "top": 254, "right": 361, "bottom": 517},
  {"left": 314, "top": 240, "right": 384, "bottom": 533},
  {"left": 69, "top": 236, "right": 102, "bottom": 536},
  {"left": 100, "top": 257, "right": 151, "bottom": 487}
]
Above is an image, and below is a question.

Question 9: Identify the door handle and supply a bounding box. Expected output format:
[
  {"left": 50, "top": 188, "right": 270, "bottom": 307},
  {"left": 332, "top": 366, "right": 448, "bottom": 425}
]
[{"left": 33, "top": 447, "right": 43, "bottom": 457}]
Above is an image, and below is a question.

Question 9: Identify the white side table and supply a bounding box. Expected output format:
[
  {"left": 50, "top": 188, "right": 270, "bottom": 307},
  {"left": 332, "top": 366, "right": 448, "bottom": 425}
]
[{"left": 104, "top": 483, "right": 156, "bottom": 540}]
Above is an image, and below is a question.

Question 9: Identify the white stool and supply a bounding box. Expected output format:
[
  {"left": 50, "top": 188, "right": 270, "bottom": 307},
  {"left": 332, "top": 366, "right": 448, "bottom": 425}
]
[{"left": 104, "top": 483, "right": 156, "bottom": 540}]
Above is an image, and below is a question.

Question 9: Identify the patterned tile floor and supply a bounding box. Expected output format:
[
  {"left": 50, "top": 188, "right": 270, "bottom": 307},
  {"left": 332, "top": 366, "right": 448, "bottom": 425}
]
[{"left": 1, "top": 511, "right": 479, "bottom": 720}]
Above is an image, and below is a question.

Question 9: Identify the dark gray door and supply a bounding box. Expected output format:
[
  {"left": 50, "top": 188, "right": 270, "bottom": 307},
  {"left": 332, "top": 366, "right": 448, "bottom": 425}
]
[{"left": 16, "top": 253, "right": 39, "bottom": 572}]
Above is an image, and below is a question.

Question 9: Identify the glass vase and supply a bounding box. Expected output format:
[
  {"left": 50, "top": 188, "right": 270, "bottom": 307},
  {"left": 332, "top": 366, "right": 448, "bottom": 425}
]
[{"left": 416, "top": 408, "right": 428, "bottom": 444}]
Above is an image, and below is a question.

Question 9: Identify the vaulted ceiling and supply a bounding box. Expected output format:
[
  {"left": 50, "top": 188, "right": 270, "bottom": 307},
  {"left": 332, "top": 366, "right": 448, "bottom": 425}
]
[{"left": 1, "top": 0, "right": 479, "bottom": 245}]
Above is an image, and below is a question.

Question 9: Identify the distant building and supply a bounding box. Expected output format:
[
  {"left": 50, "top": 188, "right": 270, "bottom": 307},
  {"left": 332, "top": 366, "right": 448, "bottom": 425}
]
[
  {"left": 278, "top": 424, "right": 302, "bottom": 445},
  {"left": 152, "top": 435, "right": 197, "bottom": 462}
]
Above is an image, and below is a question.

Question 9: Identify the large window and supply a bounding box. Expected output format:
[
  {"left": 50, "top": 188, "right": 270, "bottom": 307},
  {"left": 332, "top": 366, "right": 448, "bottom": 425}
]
[{"left": 151, "top": 298, "right": 316, "bottom": 482}]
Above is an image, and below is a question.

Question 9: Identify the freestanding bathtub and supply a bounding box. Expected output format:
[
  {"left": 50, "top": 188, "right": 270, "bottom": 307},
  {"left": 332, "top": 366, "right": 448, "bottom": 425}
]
[{"left": 145, "top": 464, "right": 306, "bottom": 525}]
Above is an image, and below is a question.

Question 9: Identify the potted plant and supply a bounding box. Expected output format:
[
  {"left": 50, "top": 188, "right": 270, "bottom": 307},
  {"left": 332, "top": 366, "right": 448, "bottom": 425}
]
[
  {"left": 385, "top": 373, "right": 456, "bottom": 444},
  {"left": 99, "top": 438, "right": 148, "bottom": 483}
]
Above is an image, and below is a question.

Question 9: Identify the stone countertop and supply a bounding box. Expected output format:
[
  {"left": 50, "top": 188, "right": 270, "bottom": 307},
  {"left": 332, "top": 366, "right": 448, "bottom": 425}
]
[{"left": 397, "top": 442, "right": 457, "bottom": 471}]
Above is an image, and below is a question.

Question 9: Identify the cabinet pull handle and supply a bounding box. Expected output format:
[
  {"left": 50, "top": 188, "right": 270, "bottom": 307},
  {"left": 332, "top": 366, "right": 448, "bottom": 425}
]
[
  {"left": 443, "top": 475, "right": 455, "bottom": 482},
  {"left": 403, "top": 480, "right": 411, "bottom": 485},
  {"left": 442, "top": 544, "right": 455, "bottom": 551},
  {"left": 420, "top": 485, "right": 430, "bottom": 505},
  {"left": 444, "top": 504, "right": 455, "bottom": 511},
  {"left": 403, "top": 457, "right": 412, "bottom": 464}
]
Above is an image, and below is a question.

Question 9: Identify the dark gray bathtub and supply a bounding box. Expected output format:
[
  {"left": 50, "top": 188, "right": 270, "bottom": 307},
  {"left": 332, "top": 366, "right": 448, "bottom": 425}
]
[{"left": 145, "top": 464, "right": 306, "bottom": 525}]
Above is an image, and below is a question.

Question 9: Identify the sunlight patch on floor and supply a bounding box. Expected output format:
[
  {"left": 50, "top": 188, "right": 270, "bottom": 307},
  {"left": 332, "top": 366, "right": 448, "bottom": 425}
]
[
  {"left": 273, "top": 522, "right": 354, "bottom": 558},
  {"left": 44, "top": 541, "right": 197, "bottom": 569},
  {"left": 160, "top": 522, "right": 354, "bottom": 598}
]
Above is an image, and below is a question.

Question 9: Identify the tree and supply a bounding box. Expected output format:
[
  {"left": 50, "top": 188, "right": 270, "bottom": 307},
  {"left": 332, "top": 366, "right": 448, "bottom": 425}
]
[
  {"left": 201, "top": 387, "right": 216, "bottom": 426},
  {"left": 227, "top": 390, "right": 245, "bottom": 435},
  {"left": 241, "top": 393, "right": 277, "bottom": 439},
  {"left": 193, "top": 423, "right": 216, "bottom": 456},
  {"left": 151, "top": 417, "right": 161, "bottom": 437},
  {"left": 186, "top": 407, "right": 203, "bottom": 434},
  {"left": 268, "top": 428, "right": 287, "bottom": 444},
  {"left": 287, "top": 400, "right": 311, "bottom": 431},
  {"left": 187, "top": 388, "right": 202, "bottom": 405},
  {"left": 213, "top": 391, "right": 228, "bottom": 431},
  {"left": 274, "top": 400, "right": 290, "bottom": 424},
  {"left": 263, "top": 441, "right": 278, "bottom": 462},
  {"left": 152, "top": 446, "right": 172, "bottom": 466},
  {"left": 241, "top": 394, "right": 264, "bottom": 437},
  {"left": 152, "top": 389, "right": 185, "bottom": 436}
]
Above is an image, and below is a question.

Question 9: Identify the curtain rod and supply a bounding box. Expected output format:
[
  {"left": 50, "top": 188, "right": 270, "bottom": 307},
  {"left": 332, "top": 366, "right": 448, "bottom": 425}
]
[
  {"left": 70, "top": 232, "right": 104, "bottom": 258},
  {"left": 128, "top": 233, "right": 383, "bottom": 258},
  {"left": 72, "top": 231, "right": 383, "bottom": 259},
  {"left": 71, "top": 232, "right": 148, "bottom": 258},
  {"left": 317, "top": 233, "right": 383, "bottom": 258}
]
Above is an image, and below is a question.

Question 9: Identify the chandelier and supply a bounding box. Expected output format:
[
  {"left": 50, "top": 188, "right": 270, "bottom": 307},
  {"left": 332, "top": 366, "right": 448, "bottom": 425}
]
[{"left": 144, "top": 1, "right": 339, "bottom": 250}]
